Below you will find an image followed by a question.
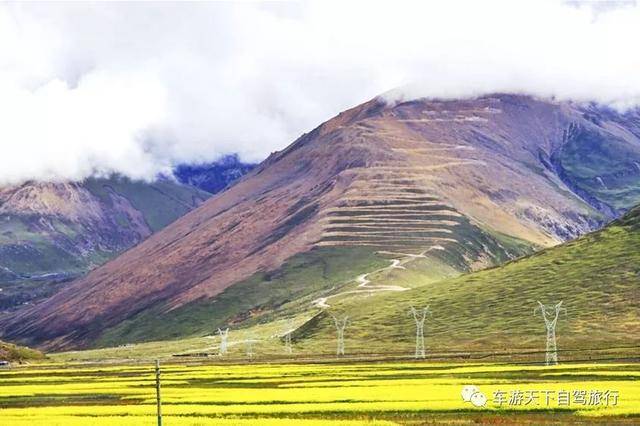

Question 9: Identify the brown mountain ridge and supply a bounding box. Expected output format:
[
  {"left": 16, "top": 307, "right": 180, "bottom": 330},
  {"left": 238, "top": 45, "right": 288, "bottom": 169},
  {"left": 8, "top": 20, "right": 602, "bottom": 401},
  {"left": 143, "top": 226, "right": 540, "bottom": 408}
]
[{"left": 4, "top": 93, "right": 640, "bottom": 349}]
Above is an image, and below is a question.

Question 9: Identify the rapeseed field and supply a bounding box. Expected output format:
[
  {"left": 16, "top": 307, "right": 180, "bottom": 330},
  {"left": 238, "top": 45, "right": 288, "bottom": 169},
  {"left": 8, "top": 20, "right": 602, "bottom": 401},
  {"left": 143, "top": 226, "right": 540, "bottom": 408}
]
[{"left": 1, "top": 361, "right": 639, "bottom": 424}]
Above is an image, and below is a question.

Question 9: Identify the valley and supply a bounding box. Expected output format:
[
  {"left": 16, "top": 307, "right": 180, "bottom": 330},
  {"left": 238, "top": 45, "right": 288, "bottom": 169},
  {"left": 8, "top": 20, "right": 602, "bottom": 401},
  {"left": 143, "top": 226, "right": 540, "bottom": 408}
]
[{"left": 2, "top": 95, "right": 640, "bottom": 426}]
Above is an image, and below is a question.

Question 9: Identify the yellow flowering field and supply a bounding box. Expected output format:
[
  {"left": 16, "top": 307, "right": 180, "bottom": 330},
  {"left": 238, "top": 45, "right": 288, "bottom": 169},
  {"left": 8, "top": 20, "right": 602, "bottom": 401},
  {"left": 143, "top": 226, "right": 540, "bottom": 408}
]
[{"left": 1, "top": 361, "right": 639, "bottom": 424}]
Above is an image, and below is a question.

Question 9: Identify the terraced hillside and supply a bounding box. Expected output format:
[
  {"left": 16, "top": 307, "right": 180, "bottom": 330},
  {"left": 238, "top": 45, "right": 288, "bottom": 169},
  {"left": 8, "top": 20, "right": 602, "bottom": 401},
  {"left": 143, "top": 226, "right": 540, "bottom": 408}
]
[
  {"left": 292, "top": 205, "right": 640, "bottom": 359},
  {"left": 0, "top": 177, "right": 210, "bottom": 310},
  {"left": 5, "top": 93, "right": 640, "bottom": 350},
  {"left": 316, "top": 151, "right": 532, "bottom": 269}
]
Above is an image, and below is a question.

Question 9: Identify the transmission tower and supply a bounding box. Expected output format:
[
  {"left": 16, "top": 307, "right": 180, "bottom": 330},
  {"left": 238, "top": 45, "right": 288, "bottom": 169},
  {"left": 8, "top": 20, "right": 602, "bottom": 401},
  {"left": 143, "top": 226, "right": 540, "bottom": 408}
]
[
  {"left": 245, "top": 336, "right": 256, "bottom": 359},
  {"left": 410, "top": 306, "right": 430, "bottom": 358},
  {"left": 282, "top": 319, "right": 294, "bottom": 354},
  {"left": 217, "top": 328, "right": 229, "bottom": 356},
  {"left": 534, "top": 301, "right": 566, "bottom": 366},
  {"left": 331, "top": 315, "right": 348, "bottom": 356}
]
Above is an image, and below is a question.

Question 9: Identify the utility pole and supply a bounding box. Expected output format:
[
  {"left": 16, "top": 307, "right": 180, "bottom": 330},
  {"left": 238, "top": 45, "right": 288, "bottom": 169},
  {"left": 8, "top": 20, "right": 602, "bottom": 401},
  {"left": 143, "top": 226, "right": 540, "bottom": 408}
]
[
  {"left": 534, "top": 301, "right": 566, "bottom": 366},
  {"left": 155, "top": 359, "right": 162, "bottom": 426},
  {"left": 410, "top": 306, "right": 430, "bottom": 359},
  {"left": 331, "top": 315, "right": 348, "bottom": 356}
]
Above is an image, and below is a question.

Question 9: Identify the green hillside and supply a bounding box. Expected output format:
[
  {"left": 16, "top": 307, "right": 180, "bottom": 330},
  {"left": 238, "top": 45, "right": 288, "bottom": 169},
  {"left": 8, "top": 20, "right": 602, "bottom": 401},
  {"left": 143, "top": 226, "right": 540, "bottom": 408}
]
[
  {"left": 0, "top": 340, "right": 44, "bottom": 362},
  {"left": 0, "top": 177, "right": 210, "bottom": 311},
  {"left": 89, "top": 213, "right": 534, "bottom": 348},
  {"left": 291, "top": 206, "right": 640, "bottom": 359},
  {"left": 93, "top": 247, "right": 388, "bottom": 346},
  {"left": 82, "top": 177, "right": 210, "bottom": 232}
]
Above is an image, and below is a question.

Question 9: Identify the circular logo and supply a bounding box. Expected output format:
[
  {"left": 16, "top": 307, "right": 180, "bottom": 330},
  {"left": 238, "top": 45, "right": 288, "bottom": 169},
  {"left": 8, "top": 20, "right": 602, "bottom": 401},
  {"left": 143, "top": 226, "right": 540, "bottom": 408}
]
[{"left": 461, "top": 385, "right": 487, "bottom": 407}]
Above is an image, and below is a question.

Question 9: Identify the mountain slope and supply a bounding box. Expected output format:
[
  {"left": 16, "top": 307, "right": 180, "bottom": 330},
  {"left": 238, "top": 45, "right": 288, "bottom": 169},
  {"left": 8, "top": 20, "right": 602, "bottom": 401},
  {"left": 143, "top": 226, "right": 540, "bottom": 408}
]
[
  {"left": 4, "top": 93, "right": 640, "bottom": 350},
  {"left": 0, "top": 177, "right": 210, "bottom": 310},
  {"left": 294, "top": 204, "right": 640, "bottom": 359},
  {"left": 0, "top": 339, "right": 44, "bottom": 362}
]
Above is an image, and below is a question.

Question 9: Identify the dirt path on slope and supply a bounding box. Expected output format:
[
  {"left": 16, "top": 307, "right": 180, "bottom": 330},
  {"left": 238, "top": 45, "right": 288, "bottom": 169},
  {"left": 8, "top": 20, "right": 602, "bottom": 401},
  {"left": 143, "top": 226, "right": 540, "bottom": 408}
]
[{"left": 311, "top": 245, "right": 445, "bottom": 308}]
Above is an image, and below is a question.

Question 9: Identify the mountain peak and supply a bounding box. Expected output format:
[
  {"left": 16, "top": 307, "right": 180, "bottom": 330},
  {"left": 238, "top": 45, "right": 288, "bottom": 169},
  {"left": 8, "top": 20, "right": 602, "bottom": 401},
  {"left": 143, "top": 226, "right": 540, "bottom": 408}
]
[{"left": 4, "top": 93, "right": 640, "bottom": 349}]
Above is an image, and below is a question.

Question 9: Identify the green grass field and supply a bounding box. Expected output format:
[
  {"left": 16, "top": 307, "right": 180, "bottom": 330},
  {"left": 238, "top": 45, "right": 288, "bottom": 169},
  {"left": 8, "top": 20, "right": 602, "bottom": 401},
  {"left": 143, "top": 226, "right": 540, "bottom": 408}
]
[{"left": 0, "top": 360, "right": 639, "bottom": 425}]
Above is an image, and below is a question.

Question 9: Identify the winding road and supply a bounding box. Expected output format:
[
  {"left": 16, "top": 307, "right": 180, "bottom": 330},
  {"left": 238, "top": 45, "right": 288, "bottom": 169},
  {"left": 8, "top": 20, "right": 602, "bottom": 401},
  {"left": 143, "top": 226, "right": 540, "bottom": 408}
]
[{"left": 311, "top": 245, "right": 444, "bottom": 308}]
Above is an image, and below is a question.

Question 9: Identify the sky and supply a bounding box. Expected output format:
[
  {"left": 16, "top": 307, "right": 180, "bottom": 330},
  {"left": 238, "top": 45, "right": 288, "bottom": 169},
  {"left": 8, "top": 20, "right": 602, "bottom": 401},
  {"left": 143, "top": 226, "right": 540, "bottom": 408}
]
[{"left": 0, "top": 0, "right": 639, "bottom": 184}]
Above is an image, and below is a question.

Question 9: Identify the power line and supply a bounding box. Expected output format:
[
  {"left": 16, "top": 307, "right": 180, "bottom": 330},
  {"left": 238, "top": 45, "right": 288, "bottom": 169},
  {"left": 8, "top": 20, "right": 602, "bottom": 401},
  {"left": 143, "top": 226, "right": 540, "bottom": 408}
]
[
  {"left": 410, "top": 306, "right": 431, "bottom": 359},
  {"left": 331, "top": 315, "right": 349, "bottom": 356},
  {"left": 534, "top": 301, "right": 567, "bottom": 366},
  {"left": 217, "top": 328, "right": 229, "bottom": 357}
]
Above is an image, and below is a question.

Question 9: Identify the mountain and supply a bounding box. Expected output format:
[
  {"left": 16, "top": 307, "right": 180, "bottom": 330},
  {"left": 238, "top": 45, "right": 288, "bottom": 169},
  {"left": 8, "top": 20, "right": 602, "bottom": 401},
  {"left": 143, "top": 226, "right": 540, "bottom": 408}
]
[
  {"left": 174, "top": 154, "right": 256, "bottom": 194},
  {"left": 0, "top": 177, "right": 210, "bottom": 310},
  {"left": 293, "top": 204, "right": 640, "bottom": 359},
  {"left": 4, "top": 93, "right": 640, "bottom": 350}
]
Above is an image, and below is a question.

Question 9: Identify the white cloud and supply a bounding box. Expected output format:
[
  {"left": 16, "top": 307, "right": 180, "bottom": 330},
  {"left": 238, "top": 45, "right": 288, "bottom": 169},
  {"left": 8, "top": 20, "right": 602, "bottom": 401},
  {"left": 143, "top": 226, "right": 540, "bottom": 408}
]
[
  {"left": 0, "top": 71, "right": 168, "bottom": 183},
  {"left": 0, "top": 1, "right": 639, "bottom": 184}
]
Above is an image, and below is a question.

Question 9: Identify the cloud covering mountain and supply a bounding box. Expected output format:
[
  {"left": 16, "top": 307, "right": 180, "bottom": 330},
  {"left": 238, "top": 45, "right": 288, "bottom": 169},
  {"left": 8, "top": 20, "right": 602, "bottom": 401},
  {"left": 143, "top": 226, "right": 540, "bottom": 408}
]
[{"left": 1, "top": 0, "right": 639, "bottom": 184}]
